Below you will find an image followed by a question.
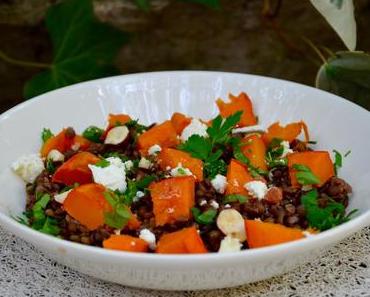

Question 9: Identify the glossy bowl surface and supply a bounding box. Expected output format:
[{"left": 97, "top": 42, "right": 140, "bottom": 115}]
[{"left": 1, "top": 71, "right": 370, "bottom": 290}]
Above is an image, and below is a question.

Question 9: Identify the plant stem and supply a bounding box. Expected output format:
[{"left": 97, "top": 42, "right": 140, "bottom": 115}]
[
  {"left": 301, "top": 36, "right": 327, "bottom": 64},
  {"left": 0, "top": 50, "right": 51, "bottom": 69}
]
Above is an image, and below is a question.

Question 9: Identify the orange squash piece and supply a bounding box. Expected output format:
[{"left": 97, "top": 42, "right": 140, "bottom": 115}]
[
  {"left": 263, "top": 121, "right": 309, "bottom": 145},
  {"left": 171, "top": 112, "right": 191, "bottom": 135},
  {"left": 107, "top": 113, "right": 131, "bottom": 129},
  {"left": 149, "top": 176, "right": 195, "bottom": 226},
  {"left": 216, "top": 92, "right": 257, "bottom": 127},
  {"left": 40, "top": 129, "right": 74, "bottom": 157},
  {"left": 137, "top": 120, "right": 179, "bottom": 155},
  {"left": 103, "top": 235, "right": 149, "bottom": 252},
  {"left": 127, "top": 213, "right": 141, "bottom": 230},
  {"left": 64, "top": 183, "right": 112, "bottom": 230},
  {"left": 72, "top": 135, "right": 91, "bottom": 151},
  {"left": 226, "top": 159, "right": 254, "bottom": 195},
  {"left": 156, "top": 226, "right": 208, "bottom": 254},
  {"left": 52, "top": 152, "right": 100, "bottom": 185},
  {"left": 245, "top": 220, "right": 304, "bottom": 248},
  {"left": 241, "top": 134, "right": 267, "bottom": 171},
  {"left": 287, "top": 151, "right": 334, "bottom": 187},
  {"left": 158, "top": 148, "right": 203, "bottom": 181}
]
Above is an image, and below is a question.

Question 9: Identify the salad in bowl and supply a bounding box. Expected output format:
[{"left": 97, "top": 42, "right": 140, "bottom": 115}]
[{"left": 11, "top": 91, "right": 355, "bottom": 254}]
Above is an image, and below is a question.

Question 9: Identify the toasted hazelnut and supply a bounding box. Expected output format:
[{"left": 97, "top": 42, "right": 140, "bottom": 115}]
[
  {"left": 216, "top": 209, "right": 246, "bottom": 242},
  {"left": 104, "top": 126, "right": 129, "bottom": 145}
]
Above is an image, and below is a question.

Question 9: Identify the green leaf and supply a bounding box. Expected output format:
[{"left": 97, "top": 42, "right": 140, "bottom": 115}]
[
  {"left": 46, "top": 159, "right": 56, "bottom": 174},
  {"left": 333, "top": 150, "right": 342, "bottom": 175},
  {"left": 204, "top": 159, "right": 227, "bottom": 179},
  {"left": 136, "top": 175, "right": 156, "bottom": 189},
  {"left": 192, "top": 207, "right": 217, "bottom": 225},
  {"left": 223, "top": 194, "right": 248, "bottom": 204},
  {"left": 178, "top": 135, "right": 212, "bottom": 160},
  {"left": 207, "top": 111, "right": 242, "bottom": 146},
  {"left": 82, "top": 126, "right": 104, "bottom": 143},
  {"left": 24, "top": 0, "right": 128, "bottom": 99},
  {"left": 302, "top": 189, "right": 357, "bottom": 231},
  {"left": 134, "top": 0, "right": 150, "bottom": 11},
  {"left": 39, "top": 217, "right": 60, "bottom": 236},
  {"left": 95, "top": 159, "right": 110, "bottom": 168},
  {"left": 104, "top": 212, "right": 129, "bottom": 229},
  {"left": 316, "top": 51, "right": 370, "bottom": 110},
  {"left": 181, "top": 0, "right": 221, "bottom": 9},
  {"left": 41, "top": 128, "right": 54, "bottom": 143},
  {"left": 265, "top": 138, "right": 288, "bottom": 168},
  {"left": 292, "top": 164, "right": 320, "bottom": 185}
]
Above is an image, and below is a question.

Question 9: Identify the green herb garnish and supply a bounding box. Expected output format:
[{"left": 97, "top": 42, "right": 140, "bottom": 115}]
[
  {"left": 333, "top": 149, "right": 351, "bottom": 175},
  {"left": 41, "top": 128, "right": 54, "bottom": 143},
  {"left": 191, "top": 207, "right": 217, "bottom": 225},
  {"left": 223, "top": 194, "right": 248, "bottom": 204},
  {"left": 103, "top": 191, "right": 131, "bottom": 229},
  {"left": 46, "top": 159, "right": 56, "bottom": 174},
  {"left": 94, "top": 159, "right": 110, "bottom": 168},
  {"left": 302, "top": 189, "right": 357, "bottom": 231},
  {"left": 265, "top": 138, "right": 288, "bottom": 168},
  {"left": 292, "top": 164, "right": 320, "bottom": 185},
  {"left": 82, "top": 126, "right": 104, "bottom": 143},
  {"left": 178, "top": 112, "right": 243, "bottom": 178}
]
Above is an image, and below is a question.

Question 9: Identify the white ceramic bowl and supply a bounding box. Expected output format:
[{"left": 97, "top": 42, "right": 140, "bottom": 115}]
[{"left": 1, "top": 71, "right": 370, "bottom": 291}]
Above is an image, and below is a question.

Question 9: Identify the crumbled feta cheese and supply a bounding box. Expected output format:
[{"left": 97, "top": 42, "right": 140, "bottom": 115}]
[
  {"left": 138, "top": 157, "right": 152, "bottom": 169},
  {"left": 104, "top": 126, "right": 129, "bottom": 145},
  {"left": 281, "top": 140, "right": 293, "bottom": 158},
  {"left": 165, "top": 166, "right": 171, "bottom": 171},
  {"left": 106, "top": 157, "right": 125, "bottom": 169},
  {"left": 199, "top": 199, "right": 207, "bottom": 206},
  {"left": 148, "top": 144, "right": 162, "bottom": 156},
  {"left": 211, "top": 174, "right": 227, "bottom": 194},
  {"left": 47, "top": 149, "right": 64, "bottom": 162},
  {"left": 133, "top": 190, "right": 145, "bottom": 202},
  {"left": 54, "top": 189, "right": 72, "bottom": 204},
  {"left": 170, "top": 163, "right": 193, "bottom": 177},
  {"left": 244, "top": 181, "right": 268, "bottom": 200},
  {"left": 123, "top": 160, "right": 134, "bottom": 171},
  {"left": 114, "top": 229, "right": 121, "bottom": 235},
  {"left": 210, "top": 200, "right": 219, "bottom": 209},
  {"left": 232, "top": 125, "right": 264, "bottom": 134},
  {"left": 180, "top": 118, "right": 208, "bottom": 141},
  {"left": 218, "top": 235, "right": 242, "bottom": 253},
  {"left": 224, "top": 204, "right": 231, "bottom": 208},
  {"left": 167, "top": 208, "right": 175, "bottom": 214},
  {"left": 89, "top": 160, "right": 127, "bottom": 192},
  {"left": 139, "top": 229, "right": 156, "bottom": 249},
  {"left": 12, "top": 154, "right": 44, "bottom": 183}
]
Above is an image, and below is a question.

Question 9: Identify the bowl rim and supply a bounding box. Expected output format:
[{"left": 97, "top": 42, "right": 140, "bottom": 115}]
[{"left": 1, "top": 70, "right": 370, "bottom": 263}]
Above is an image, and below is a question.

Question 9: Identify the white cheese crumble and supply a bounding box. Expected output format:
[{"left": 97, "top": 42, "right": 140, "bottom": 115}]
[
  {"left": 138, "top": 157, "right": 152, "bottom": 169},
  {"left": 232, "top": 125, "right": 264, "bottom": 134},
  {"left": 170, "top": 163, "right": 193, "bottom": 177},
  {"left": 54, "top": 189, "right": 72, "bottom": 204},
  {"left": 71, "top": 143, "right": 80, "bottom": 151},
  {"left": 281, "top": 140, "right": 293, "bottom": 158},
  {"left": 210, "top": 200, "right": 219, "bottom": 209},
  {"left": 199, "top": 199, "right": 207, "bottom": 206},
  {"left": 218, "top": 235, "right": 242, "bottom": 253},
  {"left": 211, "top": 174, "right": 227, "bottom": 194},
  {"left": 244, "top": 181, "right": 268, "bottom": 200},
  {"left": 224, "top": 204, "right": 231, "bottom": 208},
  {"left": 167, "top": 208, "right": 175, "bottom": 214},
  {"left": 123, "top": 160, "right": 134, "bottom": 171},
  {"left": 180, "top": 118, "right": 208, "bottom": 142},
  {"left": 12, "top": 154, "right": 44, "bottom": 183},
  {"left": 139, "top": 229, "right": 156, "bottom": 249},
  {"left": 148, "top": 144, "right": 162, "bottom": 156},
  {"left": 47, "top": 149, "right": 64, "bottom": 162},
  {"left": 89, "top": 158, "right": 127, "bottom": 192},
  {"left": 133, "top": 190, "right": 145, "bottom": 203}
]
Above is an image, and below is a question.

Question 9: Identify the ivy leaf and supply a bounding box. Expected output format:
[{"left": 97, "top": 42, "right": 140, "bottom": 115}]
[
  {"left": 316, "top": 51, "right": 370, "bottom": 111},
  {"left": 23, "top": 0, "right": 128, "bottom": 99}
]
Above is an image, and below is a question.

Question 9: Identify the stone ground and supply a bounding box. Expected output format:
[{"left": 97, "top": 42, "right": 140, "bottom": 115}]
[{"left": 0, "top": 0, "right": 369, "bottom": 113}]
